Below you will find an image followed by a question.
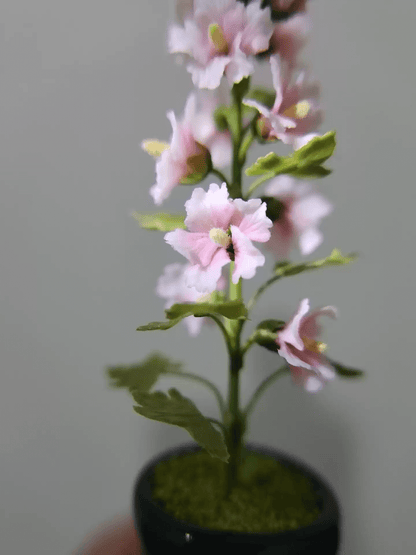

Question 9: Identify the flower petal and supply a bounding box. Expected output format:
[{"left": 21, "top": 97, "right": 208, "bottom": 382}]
[
  {"left": 184, "top": 248, "right": 230, "bottom": 293},
  {"left": 232, "top": 198, "right": 272, "bottom": 242},
  {"left": 278, "top": 297, "right": 310, "bottom": 351},
  {"left": 230, "top": 225, "right": 266, "bottom": 282},
  {"left": 185, "top": 183, "right": 235, "bottom": 232}
]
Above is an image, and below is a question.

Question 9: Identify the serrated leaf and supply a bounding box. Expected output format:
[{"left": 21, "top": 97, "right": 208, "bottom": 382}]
[
  {"left": 107, "top": 353, "right": 183, "bottom": 394},
  {"left": 133, "top": 388, "right": 229, "bottom": 462},
  {"left": 165, "top": 301, "right": 248, "bottom": 321},
  {"left": 133, "top": 212, "right": 186, "bottom": 232},
  {"left": 294, "top": 131, "right": 336, "bottom": 167},
  {"left": 137, "top": 317, "right": 184, "bottom": 331},
  {"left": 331, "top": 361, "right": 365, "bottom": 378},
  {"left": 245, "top": 152, "right": 295, "bottom": 176},
  {"left": 274, "top": 249, "right": 357, "bottom": 278}
]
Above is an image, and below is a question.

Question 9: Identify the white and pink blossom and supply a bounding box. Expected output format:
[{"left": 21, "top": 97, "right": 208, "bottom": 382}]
[
  {"left": 156, "top": 262, "right": 225, "bottom": 336},
  {"left": 264, "top": 175, "right": 332, "bottom": 258},
  {"left": 168, "top": 0, "right": 274, "bottom": 89},
  {"left": 165, "top": 183, "right": 273, "bottom": 293},
  {"left": 244, "top": 54, "right": 322, "bottom": 144},
  {"left": 277, "top": 298, "right": 336, "bottom": 392},
  {"left": 269, "top": 13, "right": 310, "bottom": 68}
]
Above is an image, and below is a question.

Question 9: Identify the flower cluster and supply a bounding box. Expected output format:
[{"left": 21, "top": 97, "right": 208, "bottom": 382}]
[{"left": 110, "top": 0, "right": 364, "bottom": 476}]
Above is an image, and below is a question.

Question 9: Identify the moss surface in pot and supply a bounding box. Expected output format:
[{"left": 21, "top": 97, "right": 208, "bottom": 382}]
[{"left": 150, "top": 447, "right": 321, "bottom": 533}]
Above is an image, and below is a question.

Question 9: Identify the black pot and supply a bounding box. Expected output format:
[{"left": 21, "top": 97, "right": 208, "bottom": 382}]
[{"left": 133, "top": 442, "right": 340, "bottom": 555}]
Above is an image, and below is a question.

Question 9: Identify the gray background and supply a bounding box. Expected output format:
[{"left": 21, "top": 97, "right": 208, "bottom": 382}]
[{"left": 1, "top": 1, "right": 414, "bottom": 553}]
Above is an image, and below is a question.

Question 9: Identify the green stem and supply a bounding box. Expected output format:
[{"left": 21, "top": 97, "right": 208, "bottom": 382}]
[
  {"left": 245, "top": 171, "right": 275, "bottom": 199},
  {"left": 239, "top": 128, "right": 255, "bottom": 164},
  {"left": 205, "top": 313, "right": 234, "bottom": 359},
  {"left": 211, "top": 168, "right": 230, "bottom": 188},
  {"left": 242, "top": 366, "right": 289, "bottom": 421},
  {"left": 229, "top": 86, "right": 244, "bottom": 199},
  {"left": 164, "top": 370, "right": 226, "bottom": 422}
]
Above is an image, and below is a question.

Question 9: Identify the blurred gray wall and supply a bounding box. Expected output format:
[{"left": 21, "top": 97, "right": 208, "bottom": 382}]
[{"left": 1, "top": 1, "right": 415, "bottom": 553}]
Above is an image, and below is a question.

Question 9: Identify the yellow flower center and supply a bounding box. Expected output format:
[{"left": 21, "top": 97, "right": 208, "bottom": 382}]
[
  {"left": 141, "top": 139, "right": 170, "bottom": 158},
  {"left": 209, "top": 228, "right": 231, "bottom": 248},
  {"left": 302, "top": 336, "right": 327, "bottom": 354},
  {"left": 208, "top": 23, "right": 229, "bottom": 55},
  {"left": 282, "top": 100, "right": 311, "bottom": 120}
]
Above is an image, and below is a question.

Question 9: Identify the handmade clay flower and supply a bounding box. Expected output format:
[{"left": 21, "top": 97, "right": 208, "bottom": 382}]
[
  {"left": 156, "top": 263, "right": 225, "bottom": 336},
  {"left": 165, "top": 183, "right": 273, "bottom": 293},
  {"left": 264, "top": 175, "right": 333, "bottom": 258},
  {"left": 277, "top": 298, "right": 336, "bottom": 392},
  {"left": 269, "top": 13, "right": 310, "bottom": 67},
  {"left": 142, "top": 93, "right": 211, "bottom": 205},
  {"left": 244, "top": 54, "right": 322, "bottom": 144},
  {"left": 168, "top": 0, "right": 274, "bottom": 89}
]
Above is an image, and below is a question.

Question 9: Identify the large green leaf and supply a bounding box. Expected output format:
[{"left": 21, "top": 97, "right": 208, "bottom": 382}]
[
  {"left": 274, "top": 249, "right": 357, "bottom": 278},
  {"left": 295, "top": 132, "right": 336, "bottom": 167},
  {"left": 245, "top": 153, "right": 296, "bottom": 176},
  {"left": 245, "top": 131, "right": 336, "bottom": 180},
  {"left": 133, "top": 388, "right": 229, "bottom": 462},
  {"left": 106, "top": 352, "right": 183, "bottom": 394},
  {"left": 165, "top": 301, "right": 248, "bottom": 321},
  {"left": 133, "top": 212, "right": 186, "bottom": 231},
  {"left": 331, "top": 361, "right": 365, "bottom": 378}
]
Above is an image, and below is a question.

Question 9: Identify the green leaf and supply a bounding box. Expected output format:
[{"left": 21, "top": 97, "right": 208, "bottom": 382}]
[
  {"left": 245, "top": 152, "right": 296, "bottom": 176},
  {"left": 286, "top": 165, "right": 332, "bottom": 179},
  {"left": 253, "top": 320, "right": 285, "bottom": 352},
  {"left": 331, "top": 361, "right": 365, "bottom": 378},
  {"left": 165, "top": 301, "right": 248, "bottom": 321},
  {"left": 133, "top": 212, "right": 186, "bottom": 232},
  {"left": 294, "top": 131, "right": 336, "bottom": 167},
  {"left": 133, "top": 388, "right": 229, "bottom": 462},
  {"left": 245, "top": 87, "right": 276, "bottom": 109},
  {"left": 274, "top": 249, "right": 357, "bottom": 278},
  {"left": 245, "top": 131, "right": 337, "bottom": 181},
  {"left": 137, "top": 317, "right": 184, "bottom": 331},
  {"left": 106, "top": 352, "right": 183, "bottom": 394}
]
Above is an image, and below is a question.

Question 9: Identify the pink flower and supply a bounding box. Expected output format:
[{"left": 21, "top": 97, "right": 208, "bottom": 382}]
[
  {"left": 277, "top": 298, "right": 337, "bottom": 392},
  {"left": 165, "top": 183, "right": 273, "bottom": 293},
  {"left": 168, "top": 0, "right": 274, "bottom": 89},
  {"left": 156, "top": 262, "right": 225, "bottom": 336},
  {"left": 269, "top": 13, "right": 310, "bottom": 68},
  {"left": 142, "top": 90, "right": 233, "bottom": 205},
  {"left": 244, "top": 54, "right": 322, "bottom": 145},
  {"left": 264, "top": 175, "right": 332, "bottom": 258},
  {"left": 142, "top": 93, "right": 210, "bottom": 205}
]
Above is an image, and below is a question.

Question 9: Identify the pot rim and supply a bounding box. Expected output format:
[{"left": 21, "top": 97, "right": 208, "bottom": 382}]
[{"left": 133, "top": 441, "right": 340, "bottom": 540}]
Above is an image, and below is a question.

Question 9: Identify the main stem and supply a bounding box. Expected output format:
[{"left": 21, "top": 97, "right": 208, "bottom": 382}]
[{"left": 224, "top": 83, "right": 245, "bottom": 498}]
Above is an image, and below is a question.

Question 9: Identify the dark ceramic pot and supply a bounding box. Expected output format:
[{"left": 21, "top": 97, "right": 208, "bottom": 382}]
[{"left": 133, "top": 442, "right": 340, "bottom": 555}]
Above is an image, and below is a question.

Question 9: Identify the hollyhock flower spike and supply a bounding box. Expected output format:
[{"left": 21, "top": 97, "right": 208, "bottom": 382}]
[
  {"left": 244, "top": 54, "right": 322, "bottom": 144},
  {"left": 168, "top": 0, "right": 274, "bottom": 89},
  {"left": 265, "top": 175, "right": 333, "bottom": 258},
  {"left": 277, "top": 298, "right": 337, "bottom": 392},
  {"left": 156, "top": 262, "right": 226, "bottom": 336},
  {"left": 165, "top": 183, "right": 273, "bottom": 293}
]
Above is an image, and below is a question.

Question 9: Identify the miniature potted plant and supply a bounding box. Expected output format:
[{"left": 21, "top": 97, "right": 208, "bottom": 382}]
[{"left": 106, "top": 1, "right": 364, "bottom": 553}]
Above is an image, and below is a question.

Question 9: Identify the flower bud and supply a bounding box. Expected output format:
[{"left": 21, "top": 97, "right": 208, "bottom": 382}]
[{"left": 180, "top": 143, "right": 212, "bottom": 185}]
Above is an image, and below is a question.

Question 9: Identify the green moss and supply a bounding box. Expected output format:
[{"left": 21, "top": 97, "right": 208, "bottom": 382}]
[{"left": 151, "top": 448, "right": 322, "bottom": 534}]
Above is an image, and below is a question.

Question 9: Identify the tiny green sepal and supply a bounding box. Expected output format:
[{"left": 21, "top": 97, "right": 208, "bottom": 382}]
[
  {"left": 330, "top": 360, "right": 365, "bottom": 378},
  {"left": 165, "top": 301, "right": 248, "bottom": 321},
  {"left": 132, "top": 387, "right": 230, "bottom": 462},
  {"left": 132, "top": 212, "right": 186, "bottom": 231},
  {"left": 106, "top": 352, "right": 183, "bottom": 394},
  {"left": 274, "top": 249, "right": 357, "bottom": 278},
  {"left": 254, "top": 319, "right": 286, "bottom": 352}
]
